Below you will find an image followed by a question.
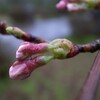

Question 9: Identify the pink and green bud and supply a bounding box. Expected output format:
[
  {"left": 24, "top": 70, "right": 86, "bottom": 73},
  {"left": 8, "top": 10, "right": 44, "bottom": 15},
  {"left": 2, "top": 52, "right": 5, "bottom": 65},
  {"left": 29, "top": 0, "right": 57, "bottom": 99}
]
[
  {"left": 67, "top": 3, "right": 87, "bottom": 11},
  {"left": 16, "top": 39, "right": 73, "bottom": 60},
  {"left": 9, "top": 39, "right": 73, "bottom": 80},
  {"left": 9, "top": 56, "right": 53, "bottom": 80},
  {"left": 48, "top": 39, "right": 73, "bottom": 59},
  {"left": 16, "top": 42, "right": 48, "bottom": 60},
  {"left": 56, "top": 0, "right": 68, "bottom": 10},
  {"left": 5, "top": 26, "right": 47, "bottom": 43},
  {"left": 56, "top": 0, "right": 99, "bottom": 11}
]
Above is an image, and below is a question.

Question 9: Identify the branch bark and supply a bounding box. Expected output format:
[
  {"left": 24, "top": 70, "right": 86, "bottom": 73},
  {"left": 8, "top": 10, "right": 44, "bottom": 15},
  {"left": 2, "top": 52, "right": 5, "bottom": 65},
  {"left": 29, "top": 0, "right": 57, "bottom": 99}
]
[{"left": 0, "top": 22, "right": 47, "bottom": 43}]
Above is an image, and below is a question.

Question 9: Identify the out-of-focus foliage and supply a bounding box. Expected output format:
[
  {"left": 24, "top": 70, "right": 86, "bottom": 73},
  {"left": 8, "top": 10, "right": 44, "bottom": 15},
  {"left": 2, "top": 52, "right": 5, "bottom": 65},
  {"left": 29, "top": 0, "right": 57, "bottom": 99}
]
[{"left": 0, "top": 0, "right": 58, "bottom": 14}]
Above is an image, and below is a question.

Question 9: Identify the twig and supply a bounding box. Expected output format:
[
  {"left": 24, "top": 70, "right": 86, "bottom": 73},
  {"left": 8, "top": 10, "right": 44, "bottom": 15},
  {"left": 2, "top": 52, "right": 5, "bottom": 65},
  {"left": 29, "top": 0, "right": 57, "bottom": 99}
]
[
  {"left": 67, "top": 39, "right": 100, "bottom": 58},
  {"left": 77, "top": 51, "right": 100, "bottom": 100},
  {"left": 0, "top": 22, "right": 47, "bottom": 43}
]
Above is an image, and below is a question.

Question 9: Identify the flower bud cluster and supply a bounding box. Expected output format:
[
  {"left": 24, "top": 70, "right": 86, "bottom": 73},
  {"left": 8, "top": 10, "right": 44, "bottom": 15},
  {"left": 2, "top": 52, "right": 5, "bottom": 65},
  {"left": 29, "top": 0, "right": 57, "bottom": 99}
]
[
  {"left": 56, "top": 0, "right": 99, "bottom": 11},
  {"left": 9, "top": 39, "right": 73, "bottom": 80}
]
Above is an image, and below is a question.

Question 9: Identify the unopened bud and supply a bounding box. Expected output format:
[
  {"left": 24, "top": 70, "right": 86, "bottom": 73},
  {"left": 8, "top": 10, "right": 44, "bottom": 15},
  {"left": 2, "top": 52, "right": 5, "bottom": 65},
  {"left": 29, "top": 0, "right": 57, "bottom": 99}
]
[
  {"left": 56, "top": 0, "right": 67, "bottom": 10},
  {"left": 9, "top": 56, "right": 50, "bottom": 80},
  {"left": 6, "top": 27, "right": 26, "bottom": 38},
  {"left": 16, "top": 42, "right": 48, "bottom": 60},
  {"left": 67, "top": 3, "right": 87, "bottom": 11},
  {"left": 48, "top": 39, "right": 73, "bottom": 59}
]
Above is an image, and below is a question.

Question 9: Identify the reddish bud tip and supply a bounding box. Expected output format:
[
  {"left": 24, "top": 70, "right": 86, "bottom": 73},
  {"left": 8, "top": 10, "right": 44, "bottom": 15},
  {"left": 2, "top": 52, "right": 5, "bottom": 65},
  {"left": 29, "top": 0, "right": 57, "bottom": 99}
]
[
  {"left": 9, "top": 57, "right": 46, "bottom": 80},
  {"left": 9, "top": 61, "right": 31, "bottom": 80},
  {"left": 16, "top": 42, "right": 48, "bottom": 60}
]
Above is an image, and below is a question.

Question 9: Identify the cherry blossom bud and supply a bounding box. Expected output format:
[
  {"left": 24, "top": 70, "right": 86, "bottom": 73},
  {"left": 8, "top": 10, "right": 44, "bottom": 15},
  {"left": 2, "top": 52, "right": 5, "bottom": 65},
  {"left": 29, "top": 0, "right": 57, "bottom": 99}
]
[
  {"left": 56, "top": 0, "right": 98, "bottom": 11},
  {"left": 6, "top": 27, "right": 26, "bottom": 37},
  {"left": 56, "top": 0, "right": 67, "bottom": 10},
  {"left": 66, "top": 3, "right": 87, "bottom": 11},
  {"left": 16, "top": 42, "right": 48, "bottom": 60},
  {"left": 48, "top": 39, "right": 73, "bottom": 59},
  {"left": 6, "top": 26, "right": 47, "bottom": 43},
  {"left": 16, "top": 39, "right": 73, "bottom": 60},
  {"left": 9, "top": 56, "right": 53, "bottom": 80}
]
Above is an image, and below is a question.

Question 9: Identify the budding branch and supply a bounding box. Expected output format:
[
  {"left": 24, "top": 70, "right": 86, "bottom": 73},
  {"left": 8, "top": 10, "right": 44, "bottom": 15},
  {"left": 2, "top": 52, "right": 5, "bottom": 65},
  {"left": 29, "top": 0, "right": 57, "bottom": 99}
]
[{"left": 0, "top": 22, "right": 100, "bottom": 80}]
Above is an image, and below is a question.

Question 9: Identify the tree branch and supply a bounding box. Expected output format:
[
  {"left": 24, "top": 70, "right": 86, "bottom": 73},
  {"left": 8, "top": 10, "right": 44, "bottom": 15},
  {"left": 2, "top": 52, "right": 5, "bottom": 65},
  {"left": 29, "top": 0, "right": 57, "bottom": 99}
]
[
  {"left": 0, "top": 22, "right": 47, "bottom": 43},
  {"left": 67, "top": 39, "right": 100, "bottom": 58}
]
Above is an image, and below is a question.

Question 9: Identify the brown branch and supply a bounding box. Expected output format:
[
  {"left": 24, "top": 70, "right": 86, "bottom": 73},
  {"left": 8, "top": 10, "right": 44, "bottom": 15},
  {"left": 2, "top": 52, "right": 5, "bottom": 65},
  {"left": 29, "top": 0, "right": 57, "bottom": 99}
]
[
  {"left": 0, "top": 22, "right": 7, "bottom": 35},
  {"left": 77, "top": 51, "right": 100, "bottom": 100},
  {"left": 67, "top": 39, "right": 100, "bottom": 58},
  {"left": 0, "top": 22, "right": 47, "bottom": 43}
]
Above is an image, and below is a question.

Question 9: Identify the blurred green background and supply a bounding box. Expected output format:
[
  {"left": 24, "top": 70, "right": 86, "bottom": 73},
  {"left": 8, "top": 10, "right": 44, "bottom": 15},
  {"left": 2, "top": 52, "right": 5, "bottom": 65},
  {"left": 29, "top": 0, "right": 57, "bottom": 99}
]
[{"left": 0, "top": 0, "right": 100, "bottom": 100}]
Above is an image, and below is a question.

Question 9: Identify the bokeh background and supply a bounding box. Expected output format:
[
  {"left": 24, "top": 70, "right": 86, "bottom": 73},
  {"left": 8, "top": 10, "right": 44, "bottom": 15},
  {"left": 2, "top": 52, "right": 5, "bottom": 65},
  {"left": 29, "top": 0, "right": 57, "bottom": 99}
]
[{"left": 0, "top": 0, "right": 100, "bottom": 100}]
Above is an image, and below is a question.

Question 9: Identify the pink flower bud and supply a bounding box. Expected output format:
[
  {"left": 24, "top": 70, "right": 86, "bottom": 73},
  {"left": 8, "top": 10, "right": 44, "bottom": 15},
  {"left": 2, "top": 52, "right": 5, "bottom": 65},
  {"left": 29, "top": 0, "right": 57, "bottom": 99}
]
[
  {"left": 16, "top": 42, "right": 48, "bottom": 60},
  {"left": 56, "top": 0, "right": 87, "bottom": 11},
  {"left": 66, "top": 3, "right": 87, "bottom": 11},
  {"left": 56, "top": 0, "right": 67, "bottom": 10},
  {"left": 9, "top": 56, "right": 46, "bottom": 80}
]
